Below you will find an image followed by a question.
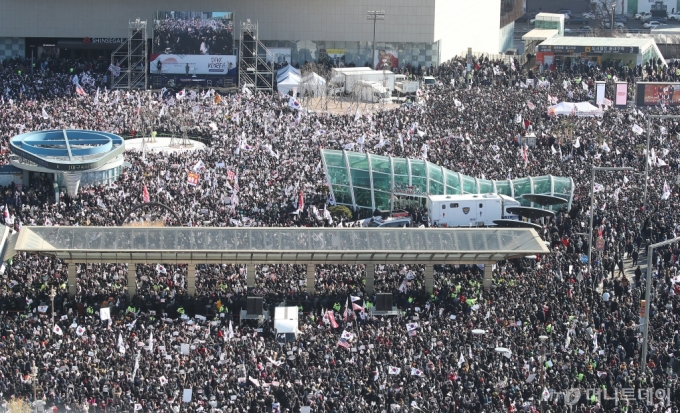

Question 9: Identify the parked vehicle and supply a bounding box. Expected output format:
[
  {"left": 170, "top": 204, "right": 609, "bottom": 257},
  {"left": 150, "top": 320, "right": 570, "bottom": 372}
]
[
  {"left": 426, "top": 194, "right": 520, "bottom": 228},
  {"left": 567, "top": 16, "right": 589, "bottom": 24},
  {"left": 366, "top": 216, "right": 412, "bottom": 228},
  {"left": 644, "top": 20, "right": 665, "bottom": 28},
  {"left": 669, "top": 13, "right": 680, "bottom": 20}
]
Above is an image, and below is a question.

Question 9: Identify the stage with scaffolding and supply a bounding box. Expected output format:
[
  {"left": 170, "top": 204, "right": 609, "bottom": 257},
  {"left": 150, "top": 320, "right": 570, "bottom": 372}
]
[
  {"left": 238, "top": 19, "right": 274, "bottom": 95},
  {"left": 110, "top": 19, "right": 148, "bottom": 90}
]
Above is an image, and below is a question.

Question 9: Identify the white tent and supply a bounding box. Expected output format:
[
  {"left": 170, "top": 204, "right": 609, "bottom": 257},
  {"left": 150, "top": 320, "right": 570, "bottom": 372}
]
[
  {"left": 547, "top": 101, "right": 603, "bottom": 117},
  {"left": 277, "top": 73, "right": 301, "bottom": 95},
  {"left": 299, "top": 72, "right": 327, "bottom": 97},
  {"left": 274, "top": 307, "right": 299, "bottom": 336},
  {"left": 277, "top": 66, "right": 301, "bottom": 82}
]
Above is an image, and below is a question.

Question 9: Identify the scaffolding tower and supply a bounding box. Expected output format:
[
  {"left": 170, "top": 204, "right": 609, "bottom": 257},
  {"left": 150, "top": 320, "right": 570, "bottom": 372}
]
[
  {"left": 238, "top": 20, "right": 274, "bottom": 95},
  {"left": 110, "top": 19, "right": 148, "bottom": 90}
]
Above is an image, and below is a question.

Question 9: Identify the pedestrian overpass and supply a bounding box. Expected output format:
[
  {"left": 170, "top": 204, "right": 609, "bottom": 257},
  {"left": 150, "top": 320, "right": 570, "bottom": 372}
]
[{"left": 1, "top": 226, "right": 549, "bottom": 296}]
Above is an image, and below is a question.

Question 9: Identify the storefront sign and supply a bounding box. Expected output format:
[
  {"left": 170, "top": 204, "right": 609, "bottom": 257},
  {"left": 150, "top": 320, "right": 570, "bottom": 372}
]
[
  {"left": 83, "top": 38, "right": 125, "bottom": 44},
  {"left": 537, "top": 45, "right": 638, "bottom": 54}
]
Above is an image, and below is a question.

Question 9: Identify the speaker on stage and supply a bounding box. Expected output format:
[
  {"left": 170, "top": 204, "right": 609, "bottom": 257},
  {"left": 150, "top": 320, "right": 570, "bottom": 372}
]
[
  {"left": 376, "top": 293, "right": 393, "bottom": 311},
  {"left": 247, "top": 297, "right": 263, "bottom": 315}
]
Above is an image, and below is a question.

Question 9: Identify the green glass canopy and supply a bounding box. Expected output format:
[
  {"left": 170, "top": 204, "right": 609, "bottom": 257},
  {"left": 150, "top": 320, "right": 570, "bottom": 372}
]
[{"left": 322, "top": 150, "right": 574, "bottom": 212}]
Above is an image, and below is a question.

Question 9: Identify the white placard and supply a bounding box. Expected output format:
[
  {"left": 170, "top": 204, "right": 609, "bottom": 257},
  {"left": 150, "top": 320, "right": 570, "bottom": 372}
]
[
  {"left": 182, "top": 388, "right": 192, "bottom": 403},
  {"left": 100, "top": 307, "right": 110, "bottom": 321},
  {"left": 180, "top": 343, "right": 190, "bottom": 355}
]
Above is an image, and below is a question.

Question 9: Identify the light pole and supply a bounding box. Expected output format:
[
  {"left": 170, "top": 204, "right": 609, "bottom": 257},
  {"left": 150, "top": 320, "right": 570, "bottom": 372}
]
[
  {"left": 538, "top": 335, "right": 548, "bottom": 387},
  {"left": 49, "top": 287, "right": 56, "bottom": 328},
  {"left": 31, "top": 360, "right": 37, "bottom": 402},
  {"left": 587, "top": 166, "right": 633, "bottom": 284},
  {"left": 367, "top": 11, "right": 385, "bottom": 69},
  {"left": 641, "top": 236, "right": 680, "bottom": 365},
  {"left": 642, "top": 115, "right": 680, "bottom": 212},
  {"left": 538, "top": 335, "right": 549, "bottom": 411}
]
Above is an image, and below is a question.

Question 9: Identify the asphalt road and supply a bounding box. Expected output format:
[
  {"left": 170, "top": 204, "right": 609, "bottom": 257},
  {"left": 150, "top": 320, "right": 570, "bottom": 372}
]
[{"left": 514, "top": 15, "right": 680, "bottom": 38}]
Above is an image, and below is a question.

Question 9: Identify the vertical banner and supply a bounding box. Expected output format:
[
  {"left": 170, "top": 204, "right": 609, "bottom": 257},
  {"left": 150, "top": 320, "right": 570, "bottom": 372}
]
[
  {"left": 595, "top": 81, "right": 606, "bottom": 105},
  {"left": 615, "top": 82, "right": 628, "bottom": 107}
]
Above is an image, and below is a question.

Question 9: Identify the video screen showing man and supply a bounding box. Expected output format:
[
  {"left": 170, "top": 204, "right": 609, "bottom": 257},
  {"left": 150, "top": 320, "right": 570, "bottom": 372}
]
[
  {"left": 153, "top": 11, "right": 234, "bottom": 55},
  {"left": 375, "top": 49, "right": 398, "bottom": 70}
]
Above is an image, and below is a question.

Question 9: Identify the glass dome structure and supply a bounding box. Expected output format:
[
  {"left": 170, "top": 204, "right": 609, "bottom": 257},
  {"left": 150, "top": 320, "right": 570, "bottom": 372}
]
[{"left": 321, "top": 150, "right": 574, "bottom": 213}]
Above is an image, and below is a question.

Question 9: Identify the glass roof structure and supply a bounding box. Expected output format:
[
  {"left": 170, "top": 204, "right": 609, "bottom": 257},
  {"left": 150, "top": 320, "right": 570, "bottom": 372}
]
[
  {"left": 8, "top": 226, "right": 549, "bottom": 265},
  {"left": 321, "top": 150, "right": 574, "bottom": 211}
]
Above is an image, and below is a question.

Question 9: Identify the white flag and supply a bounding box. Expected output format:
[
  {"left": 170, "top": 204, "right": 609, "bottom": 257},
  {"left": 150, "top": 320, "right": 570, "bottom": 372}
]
[
  {"left": 41, "top": 107, "right": 49, "bottom": 120},
  {"left": 662, "top": 180, "right": 671, "bottom": 200},
  {"left": 148, "top": 331, "right": 153, "bottom": 353},
  {"left": 632, "top": 124, "right": 644, "bottom": 135},
  {"left": 225, "top": 320, "right": 234, "bottom": 341},
  {"left": 457, "top": 353, "right": 465, "bottom": 368},
  {"left": 118, "top": 333, "right": 126, "bottom": 355}
]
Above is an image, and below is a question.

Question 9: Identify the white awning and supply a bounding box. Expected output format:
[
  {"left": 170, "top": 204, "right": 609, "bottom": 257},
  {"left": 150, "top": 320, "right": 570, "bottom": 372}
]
[{"left": 523, "top": 29, "right": 559, "bottom": 42}]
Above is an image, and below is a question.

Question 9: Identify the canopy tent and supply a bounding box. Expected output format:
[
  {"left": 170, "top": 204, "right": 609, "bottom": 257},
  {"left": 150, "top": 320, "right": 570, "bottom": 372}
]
[
  {"left": 274, "top": 306, "right": 299, "bottom": 335},
  {"left": 299, "top": 72, "right": 327, "bottom": 97},
  {"left": 547, "top": 102, "right": 603, "bottom": 117},
  {"left": 277, "top": 66, "right": 301, "bottom": 82},
  {"left": 277, "top": 73, "right": 301, "bottom": 95}
]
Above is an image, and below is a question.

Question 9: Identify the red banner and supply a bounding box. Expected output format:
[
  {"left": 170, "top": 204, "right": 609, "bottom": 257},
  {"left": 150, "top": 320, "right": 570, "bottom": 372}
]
[
  {"left": 187, "top": 172, "right": 200, "bottom": 186},
  {"left": 327, "top": 311, "right": 339, "bottom": 329}
]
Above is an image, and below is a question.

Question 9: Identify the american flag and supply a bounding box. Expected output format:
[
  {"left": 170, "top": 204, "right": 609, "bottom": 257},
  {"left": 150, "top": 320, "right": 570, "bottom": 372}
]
[
  {"left": 75, "top": 85, "right": 87, "bottom": 96},
  {"left": 408, "top": 330, "right": 417, "bottom": 337},
  {"left": 227, "top": 170, "right": 235, "bottom": 181},
  {"left": 337, "top": 338, "right": 350, "bottom": 349}
]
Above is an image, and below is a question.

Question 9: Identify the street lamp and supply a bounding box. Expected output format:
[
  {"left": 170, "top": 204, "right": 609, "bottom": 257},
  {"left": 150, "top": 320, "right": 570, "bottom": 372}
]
[
  {"left": 366, "top": 11, "right": 385, "bottom": 69},
  {"left": 641, "top": 236, "right": 680, "bottom": 365},
  {"left": 49, "top": 287, "right": 56, "bottom": 328},
  {"left": 538, "top": 335, "right": 548, "bottom": 386},
  {"left": 587, "top": 166, "right": 633, "bottom": 284},
  {"left": 31, "top": 360, "right": 38, "bottom": 402}
]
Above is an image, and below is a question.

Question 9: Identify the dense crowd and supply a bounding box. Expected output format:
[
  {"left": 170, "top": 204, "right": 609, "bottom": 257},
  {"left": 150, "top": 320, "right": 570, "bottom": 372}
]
[
  {"left": 153, "top": 17, "right": 234, "bottom": 56},
  {"left": 0, "top": 54, "right": 679, "bottom": 412}
]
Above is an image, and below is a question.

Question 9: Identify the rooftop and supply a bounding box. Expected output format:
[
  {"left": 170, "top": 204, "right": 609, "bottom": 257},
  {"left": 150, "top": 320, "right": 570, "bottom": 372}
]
[
  {"left": 9, "top": 130, "right": 125, "bottom": 171},
  {"left": 537, "top": 36, "right": 656, "bottom": 48},
  {"left": 7, "top": 226, "right": 550, "bottom": 264}
]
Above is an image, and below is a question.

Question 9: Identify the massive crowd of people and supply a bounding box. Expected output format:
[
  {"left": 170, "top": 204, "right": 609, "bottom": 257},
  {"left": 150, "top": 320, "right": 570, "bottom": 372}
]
[
  {"left": 153, "top": 17, "right": 234, "bottom": 56},
  {"left": 0, "top": 54, "right": 678, "bottom": 412}
]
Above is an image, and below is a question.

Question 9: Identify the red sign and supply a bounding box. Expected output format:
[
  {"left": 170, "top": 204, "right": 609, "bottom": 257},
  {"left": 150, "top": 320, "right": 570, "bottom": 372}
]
[{"left": 187, "top": 172, "right": 200, "bottom": 186}]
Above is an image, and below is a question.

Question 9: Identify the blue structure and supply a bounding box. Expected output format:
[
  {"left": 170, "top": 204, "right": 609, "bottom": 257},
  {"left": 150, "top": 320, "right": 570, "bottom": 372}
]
[{"left": 9, "top": 130, "right": 125, "bottom": 196}]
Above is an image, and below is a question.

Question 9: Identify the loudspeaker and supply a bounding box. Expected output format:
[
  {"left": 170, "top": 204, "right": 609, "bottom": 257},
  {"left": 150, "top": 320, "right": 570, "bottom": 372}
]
[
  {"left": 247, "top": 297, "right": 263, "bottom": 315},
  {"left": 376, "top": 293, "right": 393, "bottom": 311}
]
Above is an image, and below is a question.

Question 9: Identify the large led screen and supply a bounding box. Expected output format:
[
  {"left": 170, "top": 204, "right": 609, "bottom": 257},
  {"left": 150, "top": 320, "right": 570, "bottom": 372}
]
[
  {"left": 635, "top": 82, "right": 680, "bottom": 107},
  {"left": 151, "top": 11, "right": 235, "bottom": 75}
]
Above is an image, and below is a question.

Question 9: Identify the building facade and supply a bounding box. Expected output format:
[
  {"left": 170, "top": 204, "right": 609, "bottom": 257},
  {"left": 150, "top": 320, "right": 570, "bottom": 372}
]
[{"left": 0, "top": 0, "right": 523, "bottom": 69}]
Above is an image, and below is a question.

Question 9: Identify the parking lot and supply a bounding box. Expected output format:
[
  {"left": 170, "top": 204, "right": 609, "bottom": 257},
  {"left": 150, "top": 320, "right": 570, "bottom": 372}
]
[{"left": 514, "top": 13, "right": 680, "bottom": 38}]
